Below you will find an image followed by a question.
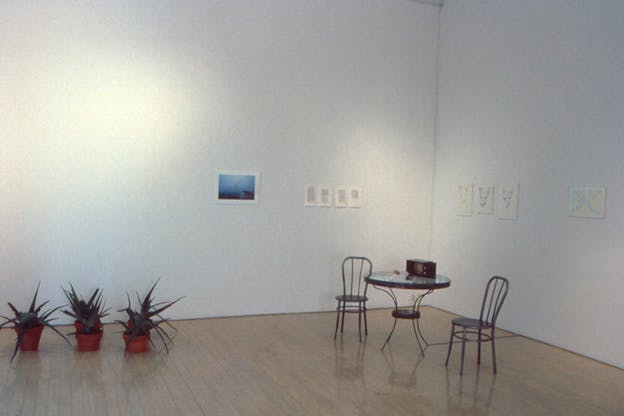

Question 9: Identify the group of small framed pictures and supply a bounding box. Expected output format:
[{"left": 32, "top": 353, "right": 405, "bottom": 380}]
[
  {"left": 213, "top": 170, "right": 606, "bottom": 219},
  {"left": 456, "top": 183, "right": 519, "bottom": 219},
  {"left": 305, "top": 185, "right": 362, "bottom": 208},
  {"left": 457, "top": 183, "right": 607, "bottom": 220},
  {"left": 212, "top": 169, "right": 365, "bottom": 209}
]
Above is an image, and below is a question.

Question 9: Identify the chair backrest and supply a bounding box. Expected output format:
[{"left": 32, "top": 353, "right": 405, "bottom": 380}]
[
  {"left": 479, "top": 276, "right": 509, "bottom": 326},
  {"left": 341, "top": 257, "right": 373, "bottom": 298}
]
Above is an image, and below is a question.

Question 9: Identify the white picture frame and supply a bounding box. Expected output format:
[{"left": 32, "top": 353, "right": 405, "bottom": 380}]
[
  {"left": 304, "top": 184, "right": 318, "bottom": 207},
  {"left": 318, "top": 186, "right": 332, "bottom": 207},
  {"left": 335, "top": 186, "right": 348, "bottom": 208},
  {"left": 569, "top": 187, "right": 606, "bottom": 218},
  {"left": 498, "top": 184, "right": 519, "bottom": 220},
  {"left": 215, "top": 170, "right": 259, "bottom": 204},
  {"left": 456, "top": 183, "right": 473, "bottom": 216},
  {"left": 477, "top": 184, "right": 494, "bottom": 214},
  {"left": 348, "top": 186, "right": 362, "bottom": 208}
]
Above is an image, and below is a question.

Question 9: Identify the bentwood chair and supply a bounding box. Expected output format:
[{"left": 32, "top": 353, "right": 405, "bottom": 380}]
[
  {"left": 445, "top": 276, "right": 509, "bottom": 375},
  {"left": 334, "top": 256, "right": 372, "bottom": 342}
]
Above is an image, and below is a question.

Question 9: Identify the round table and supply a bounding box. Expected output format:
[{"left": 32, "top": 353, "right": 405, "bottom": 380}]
[{"left": 365, "top": 271, "right": 451, "bottom": 354}]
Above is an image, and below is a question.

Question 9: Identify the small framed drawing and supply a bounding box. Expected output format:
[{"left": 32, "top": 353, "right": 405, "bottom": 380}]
[
  {"left": 569, "top": 187, "right": 606, "bottom": 218},
  {"left": 215, "top": 170, "right": 259, "bottom": 204},
  {"left": 304, "top": 184, "right": 318, "bottom": 206},
  {"left": 456, "top": 184, "right": 473, "bottom": 216},
  {"left": 318, "top": 186, "right": 332, "bottom": 207},
  {"left": 348, "top": 186, "right": 362, "bottom": 208},
  {"left": 498, "top": 184, "right": 519, "bottom": 220},
  {"left": 477, "top": 184, "right": 494, "bottom": 214},
  {"left": 335, "top": 186, "right": 348, "bottom": 208}
]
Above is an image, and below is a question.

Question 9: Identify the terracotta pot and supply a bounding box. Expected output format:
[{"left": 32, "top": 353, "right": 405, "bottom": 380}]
[
  {"left": 123, "top": 333, "right": 150, "bottom": 353},
  {"left": 73, "top": 321, "right": 104, "bottom": 352},
  {"left": 14, "top": 325, "right": 44, "bottom": 351},
  {"left": 76, "top": 331, "right": 104, "bottom": 352}
]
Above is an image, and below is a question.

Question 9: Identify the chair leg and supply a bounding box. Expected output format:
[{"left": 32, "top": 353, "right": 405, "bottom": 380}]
[
  {"left": 460, "top": 327, "right": 467, "bottom": 376},
  {"left": 363, "top": 304, "right": 368, "bottom": 335},
  {"left": 477, "top": 328, "right": 482, "bottom": 365},
  {"left": 334, "top": 301, "right": 341, "bottom": 339},
  {"left": 445, "top": 324, "right": 455, "bottom": 366},
  {"left": 357, "top": 306, "right": 362, "bottom": 342},
  {"left": 491, "top": 327, "right": 497, "bottom": 374},
  {"left": 340, "top": 303, "right": 346, "bottom": 334}
]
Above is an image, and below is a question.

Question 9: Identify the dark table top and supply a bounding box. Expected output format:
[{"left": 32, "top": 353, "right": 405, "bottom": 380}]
[{"left": 366, "top": 271, "right": 451, "bottom": 290}]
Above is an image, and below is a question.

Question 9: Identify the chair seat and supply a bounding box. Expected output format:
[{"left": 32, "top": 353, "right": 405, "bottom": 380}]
[
  {"left": 452, "top": 317, "right": 493, "bottom": 329},
  {"left": 392, "top": 309, "right": 420, "bottom": 319},
  {"left": 336, "top": 294, "right": 368, "bottom": 303}
]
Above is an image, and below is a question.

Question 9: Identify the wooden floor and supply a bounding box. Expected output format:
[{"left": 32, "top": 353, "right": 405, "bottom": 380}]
[{"left": 0, "top": 307, "right": 623, "bottom": 415}]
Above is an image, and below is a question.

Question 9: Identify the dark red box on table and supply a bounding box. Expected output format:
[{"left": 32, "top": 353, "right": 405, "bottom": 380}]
[{"left": 406, "top": 259, "right": 436, "bottom": 278}]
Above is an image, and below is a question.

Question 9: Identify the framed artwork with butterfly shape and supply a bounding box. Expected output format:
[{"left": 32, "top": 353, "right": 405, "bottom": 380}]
[{"left": 569, "top": 187, "right": 606, "bottom": 218}]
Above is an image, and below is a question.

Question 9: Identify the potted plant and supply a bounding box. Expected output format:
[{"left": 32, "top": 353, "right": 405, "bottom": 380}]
[
  {"left": 117, "top": 279, "right": 182, "bottom": 353},
  {"left": 0, "top": 283, "right": 70, "bottom": 361},
  {"left": 61, "top": 284, "right": 110, "bottom": 352}
]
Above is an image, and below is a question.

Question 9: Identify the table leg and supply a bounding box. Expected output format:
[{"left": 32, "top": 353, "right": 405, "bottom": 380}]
[
  {"left": 413, "top": 289, "right": 433, "bottom": 347},
  {"left": 372, "top": 285, "right": 434, "bottom": 354},
  {"left": 372, "top": 286, "right": 399, "bottom": 351}
]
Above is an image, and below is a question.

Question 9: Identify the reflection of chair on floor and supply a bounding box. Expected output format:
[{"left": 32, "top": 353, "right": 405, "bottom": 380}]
[
  {"left": 334, "top": 337, "right": 367, "bottom": 383},
  {"left": 445, "top": 276, "right": 509, "bottom": 375},
  {"left": 334, "top": 256, "right": 372, "bottom": 342},
  {"left": 445, "top": 361, "right": 497, "bottom": 412}
]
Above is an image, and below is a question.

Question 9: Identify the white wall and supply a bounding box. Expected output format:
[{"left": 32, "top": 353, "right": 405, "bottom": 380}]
[
  {"left": 0, "top": 1, "right": 440, "bottom": 321},
  {"left": 432, "top": 0, "right": 624, "bottom": 367}
]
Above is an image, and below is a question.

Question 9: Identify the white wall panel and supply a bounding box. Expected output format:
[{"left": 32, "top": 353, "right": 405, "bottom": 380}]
[
  {"left": 0, "top": 1, "right": 439, "bottom": 321},
  {"left": 432, "top": 0, "right": 624, "bottom": 367}
]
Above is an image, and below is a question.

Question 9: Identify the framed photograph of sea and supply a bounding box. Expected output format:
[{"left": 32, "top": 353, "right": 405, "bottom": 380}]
[{"left": 215, "top": 170, "right": 259, "bottom": 204}]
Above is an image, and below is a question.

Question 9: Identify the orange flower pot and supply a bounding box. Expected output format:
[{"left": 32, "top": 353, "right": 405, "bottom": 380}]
[
  {"left": 14, "top": 325, "right": 44, "bottom": 351},
  {"left": 74, "top": 322, "right": 104, "bottom": 352},
  {"left": 123, "top": 333, "right": 150, "bottom": 353}
]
